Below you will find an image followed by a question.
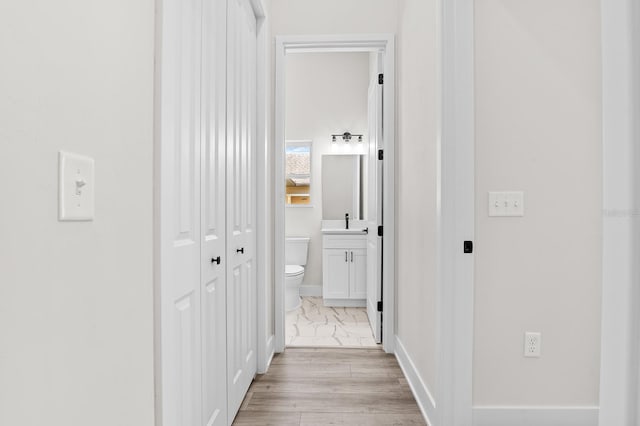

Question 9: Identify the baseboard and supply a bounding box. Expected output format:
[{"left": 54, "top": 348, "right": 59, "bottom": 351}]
[
  {"left": 258, "top": 334, "right": 275, "bottom": 374},
  {"left": 473, "top": 406, "right": 599, "bottom": 426},
  {"left": 299, "top": 285, "right": 322, "bottom": 297},
  {"left": 323, "top": 299, "right": 366, "bottom": 307},
  {"left": 394, "top": 336, "right": 435, "bottom": 426}
]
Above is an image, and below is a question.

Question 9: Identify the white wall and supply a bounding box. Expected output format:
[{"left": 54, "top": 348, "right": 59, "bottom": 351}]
[
  {"left": 285, "top": 52, "right": 369, "bottom": 291},
  {"left": 0, "top": 1, "right": 155, "bottom": 425},
  {"left": 474, "top": 0, "right": 602, "bottom": 407},
  {"left": 396, "top": 0, "right": 440, "bottom": 401}
]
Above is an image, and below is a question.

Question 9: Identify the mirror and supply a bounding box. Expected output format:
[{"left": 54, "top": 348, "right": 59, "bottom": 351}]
[{"left": 322, "top": 155, "right": 366, "bottom": 220}]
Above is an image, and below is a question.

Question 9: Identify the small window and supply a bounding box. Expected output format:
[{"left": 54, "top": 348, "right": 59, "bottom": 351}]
[{"left": 285, "top": 140, "right": 312, "bottom": 206}]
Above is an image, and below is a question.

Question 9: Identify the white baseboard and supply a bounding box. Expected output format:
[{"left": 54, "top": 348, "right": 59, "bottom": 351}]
[
  {"left": 258, "top": 334, "right": 275, "bottom": 374},
  {"left": 323, "top": 299, "right": 366, "bottom": 307},
  {"left": 473, "top": 406, "right": 599, "bottom": 426},
  {"left": 394, "top": 336, "right": 435, "bottom": 426},
  {"left": 299, "top": 285, "right": 322, "bottom": 297}
]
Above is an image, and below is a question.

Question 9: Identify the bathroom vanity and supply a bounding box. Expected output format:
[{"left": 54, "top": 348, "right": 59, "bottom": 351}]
[{"left": 321, "top": 227, "right": 367, "bottom": 307}]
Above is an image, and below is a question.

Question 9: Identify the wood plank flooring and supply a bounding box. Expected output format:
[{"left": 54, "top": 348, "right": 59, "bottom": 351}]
[{"left": 233, "top": 347, "right": 427, "bottom": 426}]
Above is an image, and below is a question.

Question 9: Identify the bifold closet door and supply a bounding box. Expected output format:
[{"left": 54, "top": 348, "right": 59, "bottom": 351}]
[
  {"left": 159, "top": 0, "right": 204, "bottom": 423},
  {"left": 226, "top": 0, "right": 258, "bottom": 420},
  {"left": 200, "top": 0, "right": 228, "bottom": 425}
]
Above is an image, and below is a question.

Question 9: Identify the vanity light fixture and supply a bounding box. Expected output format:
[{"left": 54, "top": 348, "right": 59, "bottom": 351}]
[{"left": 331, "top": 132, "right": 364, "bottom": 143}]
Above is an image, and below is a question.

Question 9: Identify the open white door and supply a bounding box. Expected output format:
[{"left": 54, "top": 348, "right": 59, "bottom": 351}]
[
  {"left": 226, "top": 0, "right": 258, "bottom": 420},
  {"left": 366, "top": 55, "right": 383, "bottom": 344},
  {"left": 158, "top": 0, "right": 203, "bottom": 423}
]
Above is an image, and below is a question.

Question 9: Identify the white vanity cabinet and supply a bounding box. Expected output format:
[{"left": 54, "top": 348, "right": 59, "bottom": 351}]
[{"left": 322, "top": 232, "right": 367, "bottom": 306}]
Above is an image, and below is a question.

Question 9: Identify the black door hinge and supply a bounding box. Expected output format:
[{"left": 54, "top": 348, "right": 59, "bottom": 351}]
[
  {"left": 464, "top": 241, "right": 473, "bottom": 254},
  {"left": 377, "top": 226, "right": 383, "bottom": 237},
  {"left": 377, "top": 301, "right": 383, "bottom": 312},
  {"left": 378, "top": 73, "right": 384, "bottom": 84},
  {"left": 378, "top": 149, "right": 383, "bottom": 160}
]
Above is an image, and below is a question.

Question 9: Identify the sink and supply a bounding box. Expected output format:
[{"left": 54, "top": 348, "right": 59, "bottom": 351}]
[{"left": 321, "top": 228, "right": 368, "bottom": 235}]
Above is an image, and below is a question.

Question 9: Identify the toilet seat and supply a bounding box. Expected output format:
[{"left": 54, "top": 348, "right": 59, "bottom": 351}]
[{"left": 285, "top": 265, "right": 304, "bottom": 277}]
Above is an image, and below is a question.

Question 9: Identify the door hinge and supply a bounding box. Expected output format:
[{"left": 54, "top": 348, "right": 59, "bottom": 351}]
[
  {"left": 377, "top": 301, "right": 383, "bottom": 312},
  {"left": 378, "top": 149, "right": 383, "bottom": 160},
  {"left": 464, "top": 240, "right": 473, "bottom": 254},
  {"left": 377, "top": 226, "right": 383, "bottom": 237},
  {"left": 378, "top": 73, "right": 384, "bottom": 85}
]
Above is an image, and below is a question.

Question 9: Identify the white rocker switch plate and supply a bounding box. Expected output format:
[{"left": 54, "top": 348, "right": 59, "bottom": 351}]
[{"left": 59, "top": 151, "right": 95, "bottom": 221}]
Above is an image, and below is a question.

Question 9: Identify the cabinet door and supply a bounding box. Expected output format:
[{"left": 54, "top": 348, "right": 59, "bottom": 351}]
[
  {"left": 349, "top": 249, "right": 367, "bottom": 299},
  {"left": 323, "top": 249, "right": 350, "bottom": 299}
]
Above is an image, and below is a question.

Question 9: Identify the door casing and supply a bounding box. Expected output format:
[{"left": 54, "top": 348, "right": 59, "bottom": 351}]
[{"left": 273, "top": 34, "right": 397, "bottom": 354}]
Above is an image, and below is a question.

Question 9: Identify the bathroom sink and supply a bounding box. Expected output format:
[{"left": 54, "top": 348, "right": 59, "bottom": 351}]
[{"left": 321, "top": 228, "right": 368, "bottom": 235}]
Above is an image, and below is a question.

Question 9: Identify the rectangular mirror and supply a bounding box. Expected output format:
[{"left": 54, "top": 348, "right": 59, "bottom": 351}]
[{"left": 322, "top": 154, "right": 365, "bottom": 220}]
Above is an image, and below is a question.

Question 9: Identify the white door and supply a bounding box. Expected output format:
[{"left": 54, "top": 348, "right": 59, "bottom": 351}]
[
  {"left": 159, "top": 0, "right": 203, "bottom": 423},
  {"left": 200, "top": 1, "right": 228, "bottom": 425},
  {"left": 226, "top": 0, "right": 258, "bottom": 420},
  {"left": 366, "top": 58, "right": 383, "bottom": 343}
]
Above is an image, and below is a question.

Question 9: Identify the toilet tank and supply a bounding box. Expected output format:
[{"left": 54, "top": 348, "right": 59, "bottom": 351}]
[{"left": 285, "top": 237, "right": 310, "bottom": 266}]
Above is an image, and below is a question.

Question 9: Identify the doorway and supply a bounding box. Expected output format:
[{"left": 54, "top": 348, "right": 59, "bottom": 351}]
[{"left": 273, "top": 35, "right": 396, "bottom": 354}]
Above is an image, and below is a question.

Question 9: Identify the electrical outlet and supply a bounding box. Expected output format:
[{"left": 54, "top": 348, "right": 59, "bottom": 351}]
[{"left": 524, "top": 332, "right": 541, "bottom": 357}]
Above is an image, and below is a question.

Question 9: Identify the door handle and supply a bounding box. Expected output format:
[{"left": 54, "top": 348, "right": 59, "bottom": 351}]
[
  {"left": 237, "top": 247, "right": 244, "bottom": 254},
  {"left": 350, "top": 251, "right": 353, "bottom": 262},
  {"left": 345, "top": 251, "right": 348, "bottom": 262},
  {"left": 211, "top": 256, "right": 221, "bottom": 265}
]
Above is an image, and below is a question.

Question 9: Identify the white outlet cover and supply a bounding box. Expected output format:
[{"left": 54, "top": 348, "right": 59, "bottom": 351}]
[
  {"left": 59, "top": 151, "right": 95, "bottom": 221},
  {"left": 524, "top": 332, "right": 541, "bottom": 358}
]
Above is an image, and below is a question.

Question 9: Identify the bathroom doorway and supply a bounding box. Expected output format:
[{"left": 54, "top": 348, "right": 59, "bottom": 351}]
[{"left": 273, "top": 35, "right": 395, "bottom": 353}]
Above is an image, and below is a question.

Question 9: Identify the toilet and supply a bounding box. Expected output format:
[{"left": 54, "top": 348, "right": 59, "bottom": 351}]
[{"left": 285, "top": 237, "right": 310, "bottom": 311}]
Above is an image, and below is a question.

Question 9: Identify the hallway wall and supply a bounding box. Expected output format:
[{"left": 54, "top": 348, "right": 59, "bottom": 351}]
[
  {"left": 473, "top": 0, "right": 602, "bottom": 408},
  {"left": 0, "top": 1, "right": 155, "bottom": 425},
  {"left": 396, "top": 0, "right": 440, "bottom": 401}
]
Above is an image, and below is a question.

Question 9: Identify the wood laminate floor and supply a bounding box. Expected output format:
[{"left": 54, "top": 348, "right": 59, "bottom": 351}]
[{"left": 233, "top": 347, "right": 427, "bottom": 426}]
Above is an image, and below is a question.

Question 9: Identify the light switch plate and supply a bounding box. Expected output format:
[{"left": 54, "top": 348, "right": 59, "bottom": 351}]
[
  {"left": 59, "top": 151, "right": 94, "bottom": 221},
  {"left": 488, "top": 191, "right": 524, "bottom": 217}
]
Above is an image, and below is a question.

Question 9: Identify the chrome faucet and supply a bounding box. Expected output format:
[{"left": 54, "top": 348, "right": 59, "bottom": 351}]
[{"left": 345, "top": 213, "right": 349, "bottom": 229}]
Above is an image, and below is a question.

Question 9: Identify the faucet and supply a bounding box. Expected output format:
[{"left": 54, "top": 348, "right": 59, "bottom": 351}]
[{"left": 345, "top": 213, "right": 349, "bottom": 230}]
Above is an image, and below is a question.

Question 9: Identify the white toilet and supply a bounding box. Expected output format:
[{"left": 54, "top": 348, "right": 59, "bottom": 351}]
[{"left": 285, "top": 237, "right": 310, "bottom": 312}]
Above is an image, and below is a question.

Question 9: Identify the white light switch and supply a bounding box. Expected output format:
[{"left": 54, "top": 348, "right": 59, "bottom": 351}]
[
  {"left": 59, "top": 151, "right": 94, "bottom": 221},
  {"left": 488, "top": 191, "right": 524, "bottom": 217}
]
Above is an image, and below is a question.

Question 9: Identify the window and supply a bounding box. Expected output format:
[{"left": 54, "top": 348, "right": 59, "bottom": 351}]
[{"left": 285, "top": 140, "right": 312, "bottom": 206}]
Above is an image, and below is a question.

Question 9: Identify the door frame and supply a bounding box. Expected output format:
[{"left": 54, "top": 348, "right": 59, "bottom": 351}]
[
  {"left": 272, "top": 34, "right": 396, "bottom": 353},
  {"left": 599, "top": 0, "right": 640, "bottom": 424},
  {"left": 436, "top": 0, "right": 475, "bottom": 424}
]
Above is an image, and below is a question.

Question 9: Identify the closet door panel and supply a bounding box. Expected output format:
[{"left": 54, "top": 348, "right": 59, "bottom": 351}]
[
  {"left": 201, "top": 0, "right": 228, "bottom": 425},
  {"left": 159, "top": 0, "right": 203, "bottom": 423},
  {"left": 226, "top": 0, "right": 257, "bottom": 421}
]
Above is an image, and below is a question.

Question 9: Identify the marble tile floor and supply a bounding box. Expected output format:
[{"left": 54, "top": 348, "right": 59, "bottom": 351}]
[{"left": 286, "top": 296, "right": 378, "bottom": 347}]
